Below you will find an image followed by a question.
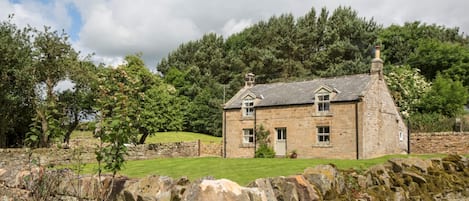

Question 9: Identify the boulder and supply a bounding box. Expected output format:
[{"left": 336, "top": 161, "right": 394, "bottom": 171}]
[
  {"left": 183, "top": 179, "right": 266, "bottom": 201},
  {"left": 119, "top": 175, "right": 176, "bottom": 201},
  {"left": 247, "top": 178, "right": 277, "bottom": 201},
  {"left": 388, "top": 158, "right": 432, "bottom": 173},
  {"left": 303, "top": 164, "right": 344, "bottom": 199}
]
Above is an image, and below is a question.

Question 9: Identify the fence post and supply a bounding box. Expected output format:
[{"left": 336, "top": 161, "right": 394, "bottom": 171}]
[{"left": 197, "top": 139, "right": 201, "bottom": 157}]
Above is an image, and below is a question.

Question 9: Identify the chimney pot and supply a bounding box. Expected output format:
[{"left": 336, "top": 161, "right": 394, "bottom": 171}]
[
  {"left": 245, "top": 73, "right": 255, "bottom": 88},
  {"left": 375, "top": 46, "right": 381, "bottom": 59}
]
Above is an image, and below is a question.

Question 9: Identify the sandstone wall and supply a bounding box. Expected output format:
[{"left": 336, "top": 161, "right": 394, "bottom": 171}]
[
  {"left": 1, "top": 155, "right": 469, "bottom": 200},
  {"left": 410, "top": 132, "right": 469, "bottom": 154}
]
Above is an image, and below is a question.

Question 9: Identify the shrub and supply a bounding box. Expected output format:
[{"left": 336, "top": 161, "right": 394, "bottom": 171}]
[{"left": 255, "top": 144, "right": 276, "bottom": 158}]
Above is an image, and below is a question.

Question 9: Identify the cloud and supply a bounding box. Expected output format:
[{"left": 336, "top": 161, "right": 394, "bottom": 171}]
[
  {"left": 222, "top": 19, "right": 253, "bottom": 36},
  {"left": 2, "top": 0, "right": 469, "bottom": 69}
]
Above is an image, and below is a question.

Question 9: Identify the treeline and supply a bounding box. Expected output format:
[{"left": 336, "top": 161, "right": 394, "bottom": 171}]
[
  {"left": 158, "top": 6, "right": 469, "bottom": 134},
  {"left": 1, "top": 6, "right": 469, "bottom": 148}
]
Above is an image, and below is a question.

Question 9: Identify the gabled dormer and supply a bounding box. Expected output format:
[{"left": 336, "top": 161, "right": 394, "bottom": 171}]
[
  {"left": 242, "top": 93, "right": 255, "bottom": 118},
  {"left": 313, "top": 85, "right": 338, "bottom": 115}
]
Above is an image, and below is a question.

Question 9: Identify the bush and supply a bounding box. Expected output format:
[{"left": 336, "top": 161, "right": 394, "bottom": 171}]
[
  {"left": 255, "top": 144, "right": 276, "bottom": 158},
  {"left": 410, "top": 113, "right": 456, "bottom": 132}
]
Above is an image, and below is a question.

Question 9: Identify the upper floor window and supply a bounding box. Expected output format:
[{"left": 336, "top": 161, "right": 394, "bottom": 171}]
[
  {"left": 317, "top": 94, "right": 330, "bottom": 112},
  {"left": 242, "top": 97, "right": 254, "bottom": 117},
  {"left": 243, "top": 128, "right": 254, "bottom": 143},
  {"left": 317, "top": 126, "right": 330, "bottom": 144}
]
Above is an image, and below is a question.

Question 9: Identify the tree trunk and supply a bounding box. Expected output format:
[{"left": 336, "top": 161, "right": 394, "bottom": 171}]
[
  {"left": 36, "top": 109, "right": 49, "bottom": 148},
  {"left": 63, "top": 113, "right": 79, "bottom": 144},
  {"left": 138, "top": 127, "right": 149, "bottom": 144},
  {"left": 0, "top": 117, "right": 6, "bottom": 148}
]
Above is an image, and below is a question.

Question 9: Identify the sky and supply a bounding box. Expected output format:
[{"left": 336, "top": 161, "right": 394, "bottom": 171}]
[{"left": 1, "top": 0, "right": 469, "bottom": 70}]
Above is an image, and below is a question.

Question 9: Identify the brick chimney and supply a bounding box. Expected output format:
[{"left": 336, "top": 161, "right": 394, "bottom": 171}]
[
  {"left": 370, "top": 46, "right": 384, "bottom": 80},
  {"left": 245, "top": 73, "right": 255, "bottom": 88}
]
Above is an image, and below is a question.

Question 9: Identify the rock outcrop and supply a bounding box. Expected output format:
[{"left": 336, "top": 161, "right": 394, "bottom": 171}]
[{"left": 1, "top": 155, "right": 469, "bottom": 200}]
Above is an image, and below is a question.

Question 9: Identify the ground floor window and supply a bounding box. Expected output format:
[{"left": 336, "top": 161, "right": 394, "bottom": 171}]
[
  {"left": 243, "top": 128, "right": 254, "bottom": 143},
  {"left": 317, "top": 126, "right": 330, "bottom": 144}
]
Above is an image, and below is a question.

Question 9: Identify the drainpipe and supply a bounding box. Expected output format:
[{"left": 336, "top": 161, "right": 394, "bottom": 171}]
[
  {"left": 355, "top": 101, "right": 360, "bottom": 160},
  {"left": 253, "top": 108, "right": 257, "bottom": 158},
  {"left": 407, "top": 119, "right": 411, "bottom": 154},
  {"left": 223, "top": 110, "right": 227, "bottom": 158}
]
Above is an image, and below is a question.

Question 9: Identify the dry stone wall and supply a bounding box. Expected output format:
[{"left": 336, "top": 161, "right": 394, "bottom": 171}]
[
  {"left": 1, "top": 155, "right": 469, "bottom": 200},
  {"left": 0, "top": 141, "right": 222, "bottom": 168},
  {"left": 410, "top": 132, "right": 469, "bottom": 154}
]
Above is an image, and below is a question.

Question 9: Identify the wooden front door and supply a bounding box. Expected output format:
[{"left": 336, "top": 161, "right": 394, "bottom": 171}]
[{"left": 275, "top": 128, "right": 287, "bottom": 156}]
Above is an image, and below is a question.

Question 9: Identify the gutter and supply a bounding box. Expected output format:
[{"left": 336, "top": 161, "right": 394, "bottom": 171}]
[
  {"left": 223, "top": 110, "right": 227, "bottom": 158},
  {"left": 253, "top": 108, "right": 257, "bottom": 157}
]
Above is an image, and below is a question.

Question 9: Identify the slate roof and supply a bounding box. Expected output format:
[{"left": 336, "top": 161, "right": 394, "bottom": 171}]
[{"left": 224, "top": 74, "right": 372, "bottom": 109}]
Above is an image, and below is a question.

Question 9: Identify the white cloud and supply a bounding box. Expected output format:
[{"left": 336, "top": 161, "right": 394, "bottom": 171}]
[
  {"left": 222, "top": 19, "right": 253, "bottom": 37},
  {"left": 2, "top": 0, "right": 469, "bottom": 69}
]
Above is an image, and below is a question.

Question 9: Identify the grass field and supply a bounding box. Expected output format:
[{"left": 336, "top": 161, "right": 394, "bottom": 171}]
[
  {"left": 70, "top": 131, "right": 221, "bottom": 144},
  {"left": 72, "top": 154, "right": 447, "bottom": 186}
]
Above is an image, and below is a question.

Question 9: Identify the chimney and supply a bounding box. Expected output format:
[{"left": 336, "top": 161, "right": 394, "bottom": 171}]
[
  {"left": 245, "top": 73, "right": 255, "bottom": 88},
  {"left": 370, "top": 46, "right": 384, "bottom": 80}
]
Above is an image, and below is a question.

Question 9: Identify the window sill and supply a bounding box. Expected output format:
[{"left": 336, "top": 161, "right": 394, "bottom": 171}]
[
  {"left": 242, "top": 116, "right": 255, "bottom": 120},
  {"left": 239, "top": 143, "right": 255, "bottom": 148},
  {"left": 312, "top": 143, "right": 332, "bottom": 148},
  {"left": 312, "top": 112, "right": 333, "bottom": 117}
]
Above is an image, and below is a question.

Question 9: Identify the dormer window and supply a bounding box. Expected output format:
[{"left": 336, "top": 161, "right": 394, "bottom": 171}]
[
  {"left": 317, "top": 94, "right": 330, "bottom": 112},
  {"left": 242, "top": 96, "right": 254, "bottom": 117}
]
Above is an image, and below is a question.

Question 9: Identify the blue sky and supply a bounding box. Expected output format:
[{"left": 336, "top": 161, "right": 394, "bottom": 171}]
[{"left": 2, "top": 0, "right": 469, "bottom": 69}]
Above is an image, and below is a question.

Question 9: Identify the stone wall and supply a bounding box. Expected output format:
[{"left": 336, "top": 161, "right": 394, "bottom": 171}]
[
  {"left": 410, "top": 132, "right": 469, "bottom": 154},
  {"left": 0, "top": 141, "right": 222, "bottom": 167},
  {"left": 2, "top": 155, "right": 469, "bottom": 200}
]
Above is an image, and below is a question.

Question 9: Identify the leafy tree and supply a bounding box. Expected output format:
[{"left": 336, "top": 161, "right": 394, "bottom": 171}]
[
  {"left": 0, "top": 17, "right": 34, "bottom": 147},
  {"left": 385, "top": 65, "right": 430, "bottom": 117},
  {"left": 417, "top": 74, "right": 468, "bottom": 117},
  {"left": 408, "top": 40, "right": 469, "bottom": 80},
  {"left": 59, "top": 60, "right": 99, "bottom": 144},
  {"left": 379, "top": 21, "right": 468, "bottom": 65},
  {"left": 27, "top": 26, "right": 80, "bottom": 147},
  {"left": 94, "top": 66, "right": 139, "bottom": 180}
]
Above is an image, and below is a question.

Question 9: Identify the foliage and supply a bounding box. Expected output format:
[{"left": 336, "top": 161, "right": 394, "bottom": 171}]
[
  {"left": 255, "top": 125, "right": 275, "bottom": 158},
  {"left": 159, "top": 7, "right": 381, "bottom": 136},
  {"left": 385, "top": 65, "right": 430, "bottom": 117},
  {"left": 409, "top": 112, "right": 456, "bottom": 132},
  {"left": 379, "top": 21, "right": 468, "bottom": 66},
  {"left": 417, "top": 74, "right": 468, "bottom": 117},
  {"left": 94, "top": 66, "right": 139, "bottom": 177},
  {"left": 0, "top": 16, "right": 35, "bottom": 147},
  {"left": 408, "top": 40, "right": 469, "bottom": 80},
  {"left": 119, "top": 54, "right": 185, "bottom": 144}
]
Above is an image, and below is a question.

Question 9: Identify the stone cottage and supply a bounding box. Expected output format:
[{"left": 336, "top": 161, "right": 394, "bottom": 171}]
[{"left": 222, "top": 47, "right": 408, "bottom": 159}]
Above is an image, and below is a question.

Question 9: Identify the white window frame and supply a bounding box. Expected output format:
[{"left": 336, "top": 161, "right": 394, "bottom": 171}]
[
  {"left": 317, "top": 126, "right": 330, "bottom": 144},
  {"left": 316, "top": 94, "right": 330, "bottom": 112},
  {"left": 276, "top": 128, "right": 287, "bottom": 141},
  {"left": 243, "top": 128, "right": 254, "bottom": 143},
  {"left": 242, "top": 97, "right": 254, "bottom": 117}
]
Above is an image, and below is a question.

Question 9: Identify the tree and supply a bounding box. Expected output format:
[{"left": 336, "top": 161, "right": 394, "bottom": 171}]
[
  {"left": 417, "top": 74, "right": 468, "bottom": 117},
  {"left": 0, "top": 16, "right": 34, "bottom": 147},
  {"left": 379, "top": 21, "right": 468, "bottom": 66},
  {"left": 27, "top": 26, "right": 80, "bottom": 147},
  {"left": 385, "top": 65, "right": 430, "bottom": 117},
  {"left": 59, "top": 60, "right": 99, "bottom": 144},
  {"left": 408, "top": 40, "right": 469, "bottom": 80}
]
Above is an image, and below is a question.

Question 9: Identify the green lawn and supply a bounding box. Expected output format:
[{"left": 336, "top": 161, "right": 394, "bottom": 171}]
[
  {"left": 70, "top": 131, "right": 221, "bottom": 144},
  {"left": 144, "top": 131, "right": 221, "bottom": 143},
  {"left": 74, "top": 154, "right": 447, "bottom": 186}
]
